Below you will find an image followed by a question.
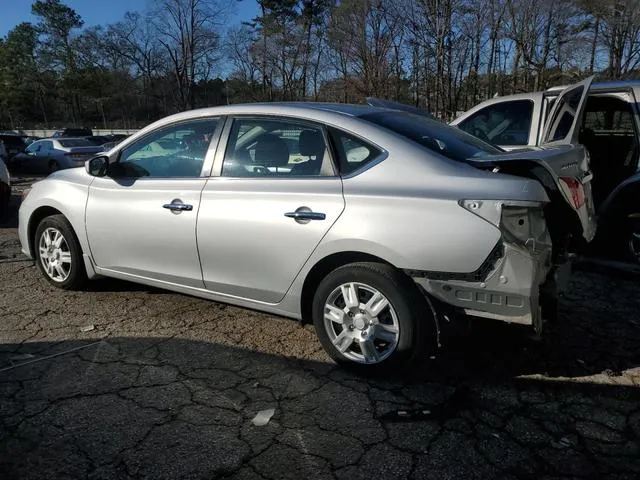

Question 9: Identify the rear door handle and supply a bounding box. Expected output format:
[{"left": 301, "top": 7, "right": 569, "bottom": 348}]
[
  {"left": 163, "top": 203, "right": 193, "bottom": 211},
  {"left": 285, "top": 211, "right": 326, "bottom": 221}
]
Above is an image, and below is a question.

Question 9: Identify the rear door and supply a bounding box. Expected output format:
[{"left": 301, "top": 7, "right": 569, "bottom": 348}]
[{"left": 196, "top": 115, "right": 345, "bottom": 303}]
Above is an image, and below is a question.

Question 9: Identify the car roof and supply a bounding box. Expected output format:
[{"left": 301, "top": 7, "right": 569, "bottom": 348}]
[
  {"left": 545, "top": 80, "right": 640, "bottom": 94},
  {"left": 134, "top": 102, "right": 405, "bottom": 139},
  {"left": 164, "top": 102, "right": 391, "bottom": 121}
]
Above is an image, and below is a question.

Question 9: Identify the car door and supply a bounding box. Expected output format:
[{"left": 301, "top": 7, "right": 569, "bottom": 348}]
[
  {"left": 85, "top": 117, "right": 222, "bottom": 288},
  {"left": 538, "top": 75, "right": 597, "bottom": 241},
  {"left": 196, "top": 116, "right": 345, "bottom": 303},
  {"left": 18, "top": 141, "right": 44, "bottom": 172},
  {"left": 540, "top": 76, "right": 594, "bottom": 146},
  {"left": 36, "top": 140, "right": 54, "bottom": 172}
]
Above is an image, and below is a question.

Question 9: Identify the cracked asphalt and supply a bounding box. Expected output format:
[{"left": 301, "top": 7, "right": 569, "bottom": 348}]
[{"left": 1, "top": 175, "right": 640, "bottom": 479}]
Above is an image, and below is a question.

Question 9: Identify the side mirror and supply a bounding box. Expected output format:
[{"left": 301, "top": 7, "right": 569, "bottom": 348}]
[{"left": 86, "top": 155, "right": 109, "bottom": 177}]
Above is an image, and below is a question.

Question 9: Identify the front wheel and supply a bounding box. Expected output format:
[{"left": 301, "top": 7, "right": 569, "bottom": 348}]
[
  {"left": 34, "top": 214, "right": 87, "bottom": 290},
  {"left": 312, "top": 262, "right": 434, "bottom": 370}
]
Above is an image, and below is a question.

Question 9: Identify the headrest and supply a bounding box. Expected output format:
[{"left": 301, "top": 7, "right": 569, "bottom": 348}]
[
  {"left": 254, "top": 134, "right": 289, "bottom": 168},
  {"left": 299, "top": 129, "right": 325, "bottom": 157}
]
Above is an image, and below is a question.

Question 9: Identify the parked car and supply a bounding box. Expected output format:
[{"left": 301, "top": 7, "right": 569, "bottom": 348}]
[
  {"left": 0, "top": 134, "right": 28, "bottom": 159},
  {"left": 0, "top": 143, "right": 10, "bottom": 217},
  {"left": 19, "top": 100, "right": 595, "bottom": 369},
  {"left": 85, "top": 135, "right": 111, "bottom": 146},
  {"left": 451, "top": 78, "right": 640, "bottom": 261},
  {"left": 11, "top": 138, "right": 104, "bottom": 174},
  {"left": 51, "top": 128, "right": 93, "bottom": 138}
]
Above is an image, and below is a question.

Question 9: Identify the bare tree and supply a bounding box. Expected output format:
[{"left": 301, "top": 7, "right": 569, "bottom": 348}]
[{"left": 152, "top": 0, "right": 228, "bottom": 110}]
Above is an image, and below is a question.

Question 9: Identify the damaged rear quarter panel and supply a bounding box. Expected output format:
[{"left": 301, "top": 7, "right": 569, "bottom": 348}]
[{"left": 315, "top": 150, "right": 549, "bottom": 274}]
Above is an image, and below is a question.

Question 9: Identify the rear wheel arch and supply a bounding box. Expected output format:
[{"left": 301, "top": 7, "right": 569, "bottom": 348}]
[{"left": 300, "top": 251, "right": 400, "bottom": 325}]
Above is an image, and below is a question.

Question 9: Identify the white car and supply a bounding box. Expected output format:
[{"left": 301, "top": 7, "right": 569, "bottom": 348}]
[{"left": 0, "top": 141, "right": 11, "bottom": 216}]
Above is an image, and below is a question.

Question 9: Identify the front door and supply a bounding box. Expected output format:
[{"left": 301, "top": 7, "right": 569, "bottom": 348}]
[
  {"left": 85, "top": 117, "right": 221, "bottom": 288},
  {"left": 197, "top": 116, "right": 345, "bottom": 303}
]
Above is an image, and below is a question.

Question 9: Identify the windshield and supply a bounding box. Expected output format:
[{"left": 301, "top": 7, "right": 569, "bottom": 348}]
[
  {"left": 361, "top": 111, "right": 503, "bottom": 162},
  {"left": 59, "top": 139, "right": 92, "bottom": 147}
]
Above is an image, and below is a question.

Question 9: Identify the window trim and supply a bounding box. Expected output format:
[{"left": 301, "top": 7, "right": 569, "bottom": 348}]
[
  {"left": 458, "top": 99, "right": 535, "bottom": 147},
  {"left": 111, "top": 116, "right": 224, "bottom": 181},
  {"left": 211, "top": 114, "right": 338, "bottom": 179}
]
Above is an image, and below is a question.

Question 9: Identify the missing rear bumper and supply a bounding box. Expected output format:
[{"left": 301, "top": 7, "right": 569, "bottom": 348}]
[{"left": 409, "top": 241, "right": 552, "bottom": 330}]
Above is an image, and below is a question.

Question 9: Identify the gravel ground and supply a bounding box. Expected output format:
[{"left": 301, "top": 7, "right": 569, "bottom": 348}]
[{"left": 1, "top": 175, "right": 639, "bottom": 479}]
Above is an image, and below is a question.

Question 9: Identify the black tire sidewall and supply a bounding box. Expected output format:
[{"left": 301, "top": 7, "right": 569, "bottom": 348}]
[
  {"left": 34, "top": 215, "right": 86, "bottom": 289},
  {"left": 312, "top": 263, "right": 431, "bottom": 369}
]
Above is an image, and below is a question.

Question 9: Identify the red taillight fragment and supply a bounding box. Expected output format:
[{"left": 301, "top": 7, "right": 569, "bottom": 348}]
[{"left": 560, "top": 177, "right": 586, "bottom": 209}]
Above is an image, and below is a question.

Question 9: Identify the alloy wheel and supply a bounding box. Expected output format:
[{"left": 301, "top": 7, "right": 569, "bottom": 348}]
[
  {"left": 323, "top": 282, "right": 400, "bottom": 364},
  {"left": 38, "top": 227, "right": 72, "bottom": 282}
]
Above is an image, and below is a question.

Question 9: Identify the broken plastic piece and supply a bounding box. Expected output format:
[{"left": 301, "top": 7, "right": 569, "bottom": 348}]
[
  {"left": 251, "top": 408, "right": 275, "bottom": 427},
  {"left": 80, "top": 324, "right": 95, "bottom": 332}
]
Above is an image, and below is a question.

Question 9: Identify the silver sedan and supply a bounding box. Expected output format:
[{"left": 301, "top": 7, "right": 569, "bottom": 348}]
[
  {"left": 11, "top": 138, "right": 104, "bottom": 174},
  {"left": 18, "top": 99, "right": 596, "bottom": 369}
]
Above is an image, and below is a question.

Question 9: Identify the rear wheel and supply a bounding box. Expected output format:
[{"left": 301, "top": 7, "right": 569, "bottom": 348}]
[
  {"left": 312, "top": 262, "right": 434, "bottom": 370},
  {"left": 34, "top": 214, "right": 87, "bottom": 290}
]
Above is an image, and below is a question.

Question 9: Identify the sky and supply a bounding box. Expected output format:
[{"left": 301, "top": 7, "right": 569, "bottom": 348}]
[{"left": 0, "top": 0, "right": 259, "bottom": 37}]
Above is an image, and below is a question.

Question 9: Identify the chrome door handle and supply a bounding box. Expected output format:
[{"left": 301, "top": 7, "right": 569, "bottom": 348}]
[
  {"left": 163, "top": 203, "right": 193, "bottom": 211},
  {"left": 285, "top": 211, "right": 326, "bottom": 221}
]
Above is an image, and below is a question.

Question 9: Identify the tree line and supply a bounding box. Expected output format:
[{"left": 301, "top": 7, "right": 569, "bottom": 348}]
[{"left": 0, "top": 0, "right": 639, "bottom": 130}]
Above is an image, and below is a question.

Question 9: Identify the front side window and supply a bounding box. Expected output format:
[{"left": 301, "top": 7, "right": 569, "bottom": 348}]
[
  {"left": 26, "top": 142, "right": 42, "bottom": 153},
  {"left": 222, "top": 117, "right": 334, "bottom": 177},
  {"left": 113, "top": 118, "right": 218, "bottom": 178},
  {"left": 458, "top": 100, "right": 534, "bottom": 146}
]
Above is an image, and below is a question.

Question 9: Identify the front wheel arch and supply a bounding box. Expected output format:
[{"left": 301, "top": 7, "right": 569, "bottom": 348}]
[{"left": 28, "top": 206, "right": 65, "bottom": 257}]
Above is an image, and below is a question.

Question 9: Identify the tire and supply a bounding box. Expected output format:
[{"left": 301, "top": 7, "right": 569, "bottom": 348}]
[
  {"left": 312, "top": 262, "right": 435, "bottom": 371},
  {"left": 34, "top": 214, "right": 88, "bottom": 290},
  {"left": 48, "top": 161, "right": 60, "bottom": 174}
]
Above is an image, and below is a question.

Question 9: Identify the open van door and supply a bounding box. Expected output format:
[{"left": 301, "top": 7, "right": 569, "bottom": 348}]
[{"left": 541, "top": 76, "right": 594, "bottom": 146}]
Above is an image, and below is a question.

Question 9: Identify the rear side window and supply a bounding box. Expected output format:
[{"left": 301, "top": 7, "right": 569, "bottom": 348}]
[
  {"left": 222, "top": 117, "right": 334, "bottom": 177},
  {"left": 362, "top": 111, "right": 501, "bottom": 163},
  {"left": 457, "top": 100, "right": 534, "bottom": 146},
  {"left": 328, "top": 128, "right": 382, "bottom": 175}
]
